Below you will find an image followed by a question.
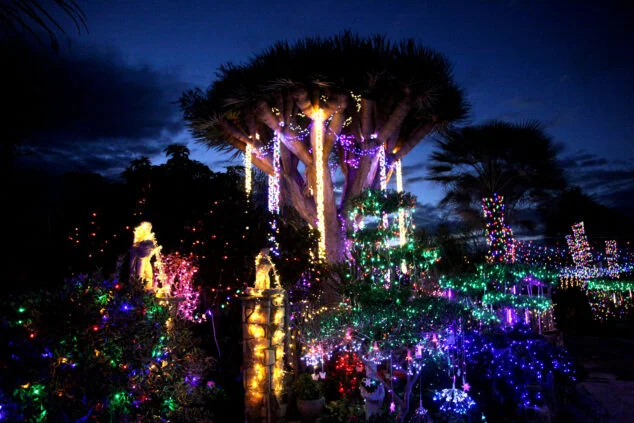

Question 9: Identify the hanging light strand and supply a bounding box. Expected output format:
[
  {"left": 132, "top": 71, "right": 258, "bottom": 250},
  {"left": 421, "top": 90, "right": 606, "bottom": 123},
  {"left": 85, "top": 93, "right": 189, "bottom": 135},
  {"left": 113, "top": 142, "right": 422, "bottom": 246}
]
[
  {"left": 244, "top": 143, "right": 253, "bottom": 197},
  {"left": 267, "top": 133, "right": 281, "bottom": 214},
  {"left": 395, "top": 159, "right": 406, "bottom": 247}
]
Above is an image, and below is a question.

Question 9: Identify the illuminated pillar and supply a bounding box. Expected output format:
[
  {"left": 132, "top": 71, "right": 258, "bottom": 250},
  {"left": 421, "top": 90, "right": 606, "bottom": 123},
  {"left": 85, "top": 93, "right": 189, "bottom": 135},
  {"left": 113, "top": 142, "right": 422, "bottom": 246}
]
[
  {"left": 313, "top": 109, "right": 326, "bottom": 260},
  {"left": 242, "top": 285, "right": 286, "bottom": 422}
]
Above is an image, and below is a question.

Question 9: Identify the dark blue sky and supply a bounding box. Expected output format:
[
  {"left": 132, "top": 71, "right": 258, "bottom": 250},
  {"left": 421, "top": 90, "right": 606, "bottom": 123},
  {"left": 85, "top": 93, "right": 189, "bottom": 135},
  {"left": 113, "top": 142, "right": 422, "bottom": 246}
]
[{"left": 14, "top": 0, "right": 634, "bottom": 220}]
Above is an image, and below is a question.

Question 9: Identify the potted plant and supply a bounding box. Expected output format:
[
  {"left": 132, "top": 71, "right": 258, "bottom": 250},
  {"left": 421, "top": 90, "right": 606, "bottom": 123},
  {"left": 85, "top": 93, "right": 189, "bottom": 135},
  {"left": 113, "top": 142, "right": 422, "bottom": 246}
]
[{"left": 294, "top": 373, "right": 325, "bottom": 422}]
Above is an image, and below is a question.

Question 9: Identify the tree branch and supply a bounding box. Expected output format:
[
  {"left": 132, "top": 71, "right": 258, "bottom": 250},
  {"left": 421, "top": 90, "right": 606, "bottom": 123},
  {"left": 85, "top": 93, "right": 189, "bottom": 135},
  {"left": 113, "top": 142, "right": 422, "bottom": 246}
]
[
  {"left": 392, "top": 123, "right": 435, "bottom": 161},
  {"left": 293, "top": 88, "right": 315, "bottom": 120},
  {"left": 380, "top": 96, "right": 412, "bottom": 151}
]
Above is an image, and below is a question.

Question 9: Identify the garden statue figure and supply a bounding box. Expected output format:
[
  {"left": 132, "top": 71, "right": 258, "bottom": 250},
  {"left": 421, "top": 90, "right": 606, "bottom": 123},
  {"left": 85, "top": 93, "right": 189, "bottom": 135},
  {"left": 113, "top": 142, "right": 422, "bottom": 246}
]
[
  {"left": 130, "top": 222, "right": 161, "bottom": 290},
  {"left": 253, "top": 248, "right": 279, "bottom": 292}
]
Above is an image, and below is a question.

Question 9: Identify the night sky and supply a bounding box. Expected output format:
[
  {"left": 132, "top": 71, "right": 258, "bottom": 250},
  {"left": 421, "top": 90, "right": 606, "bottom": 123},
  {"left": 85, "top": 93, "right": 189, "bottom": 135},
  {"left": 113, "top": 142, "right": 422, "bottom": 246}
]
[{"left": 10, "top": 0, "right": 634, "bottom": 221}]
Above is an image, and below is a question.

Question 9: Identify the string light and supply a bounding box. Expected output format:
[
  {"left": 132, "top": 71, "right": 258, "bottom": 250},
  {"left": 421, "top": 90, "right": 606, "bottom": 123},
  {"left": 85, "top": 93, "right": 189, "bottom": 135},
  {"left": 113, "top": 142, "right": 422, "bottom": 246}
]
[
  {"left": 395, "top": 159, "right": 407, "bottom": 248},
  {"left": 566, "top": 222, "right": 593, "bottom": 270},
  {"left": 267, "top": 132, "right": 281, "bottom": 214},
  {"left": 244, "top": 143, "right": 253, "bottom": 197},
  {"left": 605, "top": 240, "right": 619, "bottom": 277},
  {"left": 482, "top": 194, "right": 514, "bottom": 263},
  {"left": 313, "top": 109, "right": 326, "bottom": 260}
]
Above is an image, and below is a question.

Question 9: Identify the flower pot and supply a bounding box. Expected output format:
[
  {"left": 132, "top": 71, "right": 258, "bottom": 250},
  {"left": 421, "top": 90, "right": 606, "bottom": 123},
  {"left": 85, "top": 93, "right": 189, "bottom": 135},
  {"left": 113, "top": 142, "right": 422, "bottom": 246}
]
[{"left": 297, "top": 397, "right": 325, "bottom": 422}]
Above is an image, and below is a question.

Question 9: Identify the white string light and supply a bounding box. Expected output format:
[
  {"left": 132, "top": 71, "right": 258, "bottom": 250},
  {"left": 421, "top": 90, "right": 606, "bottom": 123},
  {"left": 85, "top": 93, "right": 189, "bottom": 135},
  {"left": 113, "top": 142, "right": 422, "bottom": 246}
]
[
  {"left": 244, "top": 143, "right": 253, "bottom": 197},
  {"left": 395, "top": 159, "right": 406, "bottom": 248},
  {"left": 379, "top": 144, "right": 387, "bottom": 191},
  {"left": 268, "top": 132, "right": 281, "bottom": 213}
]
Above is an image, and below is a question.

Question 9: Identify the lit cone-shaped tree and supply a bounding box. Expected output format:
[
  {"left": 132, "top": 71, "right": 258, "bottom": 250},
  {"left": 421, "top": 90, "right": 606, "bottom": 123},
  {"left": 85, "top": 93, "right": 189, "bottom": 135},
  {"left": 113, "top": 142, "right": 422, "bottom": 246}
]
[
  {"left": 427, "top": 121, "right": 565, "bottom": 262},
  {"left": 296, "top": 190, "right": 480, "bottom": 421},
  {"left": 181, "top": 32, "right": 468, "bottom": 274}
]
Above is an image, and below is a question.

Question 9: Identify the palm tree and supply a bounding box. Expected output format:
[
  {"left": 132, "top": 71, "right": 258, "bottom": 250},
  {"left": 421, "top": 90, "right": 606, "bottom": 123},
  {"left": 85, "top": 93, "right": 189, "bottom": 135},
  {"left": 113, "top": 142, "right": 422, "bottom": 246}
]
[
  {"left": 0, "top": 0, "right": 87, "bottom": 52},
  {"left": 427, "top": 120, "right": 565, "bottom": 261},
  {"left": 181, "top": 32, "right": 468, "bottom": 264},
  {"left": 164, "top": 143, "right": 190, "bottom": 162}
]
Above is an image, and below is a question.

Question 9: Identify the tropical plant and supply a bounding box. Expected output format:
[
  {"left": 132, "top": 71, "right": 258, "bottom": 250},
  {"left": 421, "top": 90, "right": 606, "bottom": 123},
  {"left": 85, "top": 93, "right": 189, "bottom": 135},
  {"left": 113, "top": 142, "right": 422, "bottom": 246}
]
[
  {"left": 427, "top": 120, "right": 565, "bottom": 226},
  {"left": 181, "top": 32, "right": 468, "bottom": 266},
  {"left": 0, "top": 0, "right": 87, "bottom": 51}
]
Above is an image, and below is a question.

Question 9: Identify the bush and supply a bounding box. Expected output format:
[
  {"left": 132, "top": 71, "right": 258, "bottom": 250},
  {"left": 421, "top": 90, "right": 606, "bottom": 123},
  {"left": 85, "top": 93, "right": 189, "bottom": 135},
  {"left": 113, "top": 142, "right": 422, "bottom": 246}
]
[{"left": 293, "top": 373, "right": 323, "bottom": 400}]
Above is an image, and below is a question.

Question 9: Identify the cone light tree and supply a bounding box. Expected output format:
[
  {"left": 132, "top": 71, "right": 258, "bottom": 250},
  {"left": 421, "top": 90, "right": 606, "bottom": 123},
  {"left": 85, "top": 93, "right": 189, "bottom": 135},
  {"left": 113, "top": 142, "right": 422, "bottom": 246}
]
[{"left": 181, "top": 32, "right": 468, "bottom": 266}]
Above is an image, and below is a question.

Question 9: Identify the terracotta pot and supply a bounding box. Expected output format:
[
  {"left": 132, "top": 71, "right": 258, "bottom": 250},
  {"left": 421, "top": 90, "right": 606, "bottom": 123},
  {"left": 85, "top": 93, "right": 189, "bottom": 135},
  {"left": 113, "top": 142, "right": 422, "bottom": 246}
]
[{"left": 297, "top": 397, "right": 325, "bottom": 422}]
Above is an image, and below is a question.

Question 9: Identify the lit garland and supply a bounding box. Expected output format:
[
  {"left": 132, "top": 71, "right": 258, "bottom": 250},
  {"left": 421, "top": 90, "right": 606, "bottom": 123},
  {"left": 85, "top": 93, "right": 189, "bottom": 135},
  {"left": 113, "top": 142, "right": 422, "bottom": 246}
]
[
  {"left": 244, "top": 142, "right": 253, "bottom": 197},
  {"left": 482, "top": 292, "right": 552, "bottom": 312},
  {"left": 313, "top": 109, "right": 326, "bottom": 260},
  {"left": 585, "top": 278, "right": 634, "bottom": 292}
]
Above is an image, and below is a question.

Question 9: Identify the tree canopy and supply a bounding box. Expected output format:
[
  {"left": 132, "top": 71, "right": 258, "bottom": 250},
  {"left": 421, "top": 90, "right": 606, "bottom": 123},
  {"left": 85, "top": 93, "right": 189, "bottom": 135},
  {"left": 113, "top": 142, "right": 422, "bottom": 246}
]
[{"left": 181, "top": 32, "right": 469, "bottom": 262}]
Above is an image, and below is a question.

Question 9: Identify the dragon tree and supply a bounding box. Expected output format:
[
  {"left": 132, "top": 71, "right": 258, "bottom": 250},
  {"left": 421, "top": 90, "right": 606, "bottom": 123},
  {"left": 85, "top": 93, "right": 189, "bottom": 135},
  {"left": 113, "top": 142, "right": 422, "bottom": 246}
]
[{"left": 181, "top": 32, "right": 468, "bottom": 265}]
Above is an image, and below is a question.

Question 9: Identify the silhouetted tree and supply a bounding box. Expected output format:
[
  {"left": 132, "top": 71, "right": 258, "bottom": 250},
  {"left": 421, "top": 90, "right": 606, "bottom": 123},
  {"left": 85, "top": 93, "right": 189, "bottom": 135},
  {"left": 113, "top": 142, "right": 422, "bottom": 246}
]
[{"left": 427, "top": 120, "right": 565, "bottom": 227}]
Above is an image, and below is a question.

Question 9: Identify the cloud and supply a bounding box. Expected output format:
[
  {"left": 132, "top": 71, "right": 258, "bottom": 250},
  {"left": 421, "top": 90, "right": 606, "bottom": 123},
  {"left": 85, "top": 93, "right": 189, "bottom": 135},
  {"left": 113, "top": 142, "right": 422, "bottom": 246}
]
[
  {"left": 405, "top": 176, "right": 426, "bottom": 184},
  {"left": 7, "top": 42, "right": 190, "bottom": 177},
  {"left": 559, "top": 149, "right": 634, "bottom": 217},
  {"left": 412, "top": 202, "right": 454, "bottom": 229}
]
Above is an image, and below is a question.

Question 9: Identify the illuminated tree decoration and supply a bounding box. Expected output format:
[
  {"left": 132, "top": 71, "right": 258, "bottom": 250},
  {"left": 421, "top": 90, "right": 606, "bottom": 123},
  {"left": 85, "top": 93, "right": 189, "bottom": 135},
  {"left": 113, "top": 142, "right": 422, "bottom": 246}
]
[
  {"left": 244, "top": 142, "right": 253, "bottom": 197},
  {"left": 433, "top": 383, "right": 476, "bottom": 415},
  {"left": 605, "top": 240, "right": 619, "bottom": 278},
  {"left": 313, "top": 109, "right": 327, "bottom": 260},
  {"left": 267, "top": 132, "right": 281, "bottom": 214},
  {"left": 481, "top": 194, "right": 514, "bottom": 263},
  {"left": 159, "top": 253, "right": 201, "bottom": 321},
  {"left": 267, "top": 132, "right": 282, "bottom": 256},
  {"left": 379, "top": 144, "right": 387, "bottom": 191},
  {"left": 395, "top": 159, "right": 407, "bottom": 248},
  {"left": 565, "top": 222, "right": 593, "bottom": 270}
]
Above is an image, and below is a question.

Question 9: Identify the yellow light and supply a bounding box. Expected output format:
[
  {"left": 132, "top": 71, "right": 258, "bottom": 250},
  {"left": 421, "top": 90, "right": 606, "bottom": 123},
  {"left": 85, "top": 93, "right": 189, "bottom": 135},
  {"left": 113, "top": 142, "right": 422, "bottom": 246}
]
[
  {"left": 314, "top": 109, "right": 326, "bottom": 260},
  {"left": 244, "top": 143, "right": 253, "bottom": 196}
]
